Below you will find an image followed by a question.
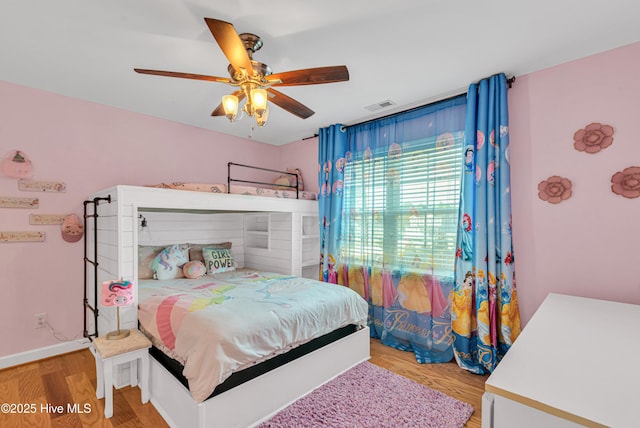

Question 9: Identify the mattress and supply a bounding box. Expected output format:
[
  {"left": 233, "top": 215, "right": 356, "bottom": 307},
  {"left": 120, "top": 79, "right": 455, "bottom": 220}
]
[
  {"left": 147, "top": 182, "right": 318, "bottom": 200},
  {"left": 138, "top": 269, "right": 368, "bottom": 402}
]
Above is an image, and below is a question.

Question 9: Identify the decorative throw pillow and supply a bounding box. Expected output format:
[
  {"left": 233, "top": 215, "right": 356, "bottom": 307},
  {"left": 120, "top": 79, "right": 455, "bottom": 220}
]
[
  {"left": 273, "top": 176, "right": 291, "bottom": 189},
  {"left": 151, "top": 244, "right": 190, "bottom": 280},
  {"left": 273, "top": 167, "right": 304, "bottom": 191},
  {"left": 138, "top": 245, "right": 167, "bottom": 279},
  {"left": 183, "top": 260, "right": 207, "bottom": 279},
  {"left": 287, "top": 168, "right": 304, "bottom": 191},
  {"left": 202, "top": 247, "right": 235, "bottom": 275},
  {"left": 188, "top": 242, "right": 232, "bottom": 263}
]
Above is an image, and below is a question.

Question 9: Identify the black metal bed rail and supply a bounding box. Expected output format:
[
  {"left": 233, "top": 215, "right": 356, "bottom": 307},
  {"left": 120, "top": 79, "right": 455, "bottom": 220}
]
[
  {"left": 83, "top": 195, "right": 111, "bottom": 341},
  {"left": 227, "top": 162, "right": 299, "bottom": 198}
]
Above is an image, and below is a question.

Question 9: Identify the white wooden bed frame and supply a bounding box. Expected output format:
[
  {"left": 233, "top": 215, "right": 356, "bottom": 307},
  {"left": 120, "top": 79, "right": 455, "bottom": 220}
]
[
  {"left": 151, "top": 326, "right": 370, "bottom": 428},
  {"left": 85, "top": 185, "right": 371, "bottom": 427}
]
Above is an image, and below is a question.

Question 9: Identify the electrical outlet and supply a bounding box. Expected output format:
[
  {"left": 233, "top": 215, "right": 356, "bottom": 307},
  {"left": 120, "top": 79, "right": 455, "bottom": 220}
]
[{"left": 34, "top": 313, "right": 47, "bottom": 329}]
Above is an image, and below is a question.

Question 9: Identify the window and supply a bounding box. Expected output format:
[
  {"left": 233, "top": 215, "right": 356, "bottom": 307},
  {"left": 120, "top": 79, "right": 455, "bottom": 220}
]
[{"left": 341, "top": 133, "right": 463, "bottom": 276}]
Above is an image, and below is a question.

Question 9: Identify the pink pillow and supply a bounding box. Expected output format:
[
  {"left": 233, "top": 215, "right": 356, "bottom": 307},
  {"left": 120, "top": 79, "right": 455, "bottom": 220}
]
[
  {"left": 183, "top": 260, "right": 207, "bottom": 279},
  {"left": 273, "top": 168, "right": 304, "bottom": 191},
  {"left": 287, "top": 168, "right": 304, "bottom": 191},
  {"left": 138, "top": 245, "right": 168, "bottom": 279}
]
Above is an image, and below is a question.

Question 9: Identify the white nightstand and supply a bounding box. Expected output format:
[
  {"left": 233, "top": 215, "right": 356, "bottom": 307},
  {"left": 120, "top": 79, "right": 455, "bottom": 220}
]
[{"left": 90, "top": 329, "right": 152, "bottom": 418}]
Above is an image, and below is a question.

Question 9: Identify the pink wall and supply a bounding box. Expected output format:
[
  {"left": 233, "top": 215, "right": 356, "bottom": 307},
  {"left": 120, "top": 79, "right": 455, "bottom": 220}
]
[
  {"left": 509, "top": 42, "right": 640, "bottom": 325},
  {"left": 0, "top": 81, "right": 288, "bottom": 357}
]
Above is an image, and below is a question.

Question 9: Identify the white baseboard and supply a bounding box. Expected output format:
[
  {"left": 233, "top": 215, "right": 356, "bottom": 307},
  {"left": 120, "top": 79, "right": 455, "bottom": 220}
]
[{"left": 0, "top": 339, "right": 91, "bottom": 370}]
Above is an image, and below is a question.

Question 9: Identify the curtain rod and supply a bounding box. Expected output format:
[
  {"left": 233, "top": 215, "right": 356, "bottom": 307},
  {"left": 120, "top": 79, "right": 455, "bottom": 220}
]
[{"left": 302, "top": 75, "right": 516, "bottom": 140}]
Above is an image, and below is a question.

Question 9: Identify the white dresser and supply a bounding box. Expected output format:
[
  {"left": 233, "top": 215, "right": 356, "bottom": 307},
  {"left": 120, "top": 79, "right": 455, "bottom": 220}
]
[{"left": 483, "top": 293, "right": 640, "bottom": 428}]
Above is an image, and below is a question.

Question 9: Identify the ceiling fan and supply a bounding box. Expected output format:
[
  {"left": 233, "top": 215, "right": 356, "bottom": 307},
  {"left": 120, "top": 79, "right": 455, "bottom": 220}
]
[{"left": 134, "top": 18, "right": 349, "bottom": 127}]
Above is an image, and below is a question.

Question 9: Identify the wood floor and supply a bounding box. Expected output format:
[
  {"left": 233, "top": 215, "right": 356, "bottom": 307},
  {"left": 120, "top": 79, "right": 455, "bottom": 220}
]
[
  {"left": 0, "top": 339, "right": 487, "bottom": 427},
  {"left": 369, "top": 339, "right": 488, "bottom": 428}
]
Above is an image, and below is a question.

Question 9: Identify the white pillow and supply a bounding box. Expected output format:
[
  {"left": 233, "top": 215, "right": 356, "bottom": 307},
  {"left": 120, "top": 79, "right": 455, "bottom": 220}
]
[{"left": 151, "top": 244, "right": 190, "bottom": 280}]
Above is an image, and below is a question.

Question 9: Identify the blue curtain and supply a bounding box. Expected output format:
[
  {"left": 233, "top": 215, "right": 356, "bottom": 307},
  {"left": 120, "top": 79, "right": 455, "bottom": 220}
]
[
  {"left": 318, "top": 124, "right": 348, "bottom": 282},
  {"left": 452, "top": 73, "right": 521, "bottom": 374},
  {"left": 319, "top": 97, "right": 467, "bottom": 363}
]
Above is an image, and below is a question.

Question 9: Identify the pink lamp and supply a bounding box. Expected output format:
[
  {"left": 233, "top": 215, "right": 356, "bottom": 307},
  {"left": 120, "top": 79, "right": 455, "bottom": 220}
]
[{"left": 101, "top": 279, "right": 134, "bottom": 340}]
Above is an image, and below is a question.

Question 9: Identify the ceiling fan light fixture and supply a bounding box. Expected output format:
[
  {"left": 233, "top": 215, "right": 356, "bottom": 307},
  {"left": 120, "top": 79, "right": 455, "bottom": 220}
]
[
  {"left": 250, "top": 88, "right": 268, "bottom": 116},
  {"left": 255, "top": 104, "right": 269, "bottom": 127},
  {"left": 222, "top": 94, "right": 239, "bottom": 121},
  {"left": 135, "top": 18, "right": 350, "bottom": 128}
]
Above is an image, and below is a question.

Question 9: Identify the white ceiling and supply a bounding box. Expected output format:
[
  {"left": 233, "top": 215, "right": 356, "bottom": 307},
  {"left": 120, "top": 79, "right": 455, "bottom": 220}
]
[{"left": 1, "top": 1, "right": 638, "bottom": 146}]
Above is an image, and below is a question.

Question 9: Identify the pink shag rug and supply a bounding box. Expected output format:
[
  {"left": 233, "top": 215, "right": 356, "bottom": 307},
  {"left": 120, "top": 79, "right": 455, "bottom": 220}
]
[{"left": 258, "top": 361, "right": 474, "bottom": 428}]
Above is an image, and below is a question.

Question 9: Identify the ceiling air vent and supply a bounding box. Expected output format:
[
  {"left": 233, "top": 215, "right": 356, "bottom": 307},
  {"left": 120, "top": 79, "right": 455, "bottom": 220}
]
[{"left": 364, "top": 100, "right": 396, "bottom": 112}]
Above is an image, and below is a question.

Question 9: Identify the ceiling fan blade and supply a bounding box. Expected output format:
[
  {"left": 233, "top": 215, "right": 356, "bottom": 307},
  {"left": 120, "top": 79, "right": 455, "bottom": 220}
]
[
  {"left": 267, "top": 66, "right": 349, "bottom": 86},
  {"left": 211, "top": 90, "right": 245, "bottom": 116},
  {"left": 204, "top": 18, "right": 254, "bottom": 76},
  {"left": 134, "top": 68, "right": 231, "bottom": 83},
  {"left": 267, "top": 88, "right": 314, "bottom": 119}
]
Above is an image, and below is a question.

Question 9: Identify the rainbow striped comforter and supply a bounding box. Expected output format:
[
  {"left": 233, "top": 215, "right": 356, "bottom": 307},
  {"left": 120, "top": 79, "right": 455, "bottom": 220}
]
[{"left": 138, "top": 269, "right": 368, "bottom": 403}]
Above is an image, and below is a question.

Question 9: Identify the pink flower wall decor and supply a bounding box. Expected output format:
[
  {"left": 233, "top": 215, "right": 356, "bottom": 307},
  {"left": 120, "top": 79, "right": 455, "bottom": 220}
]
[
  {"left": 573, "top": 123, "right": 614, "bottom": 154},
  {"left": 538, "top": 176, "right": 572, "bottom": 204},
  {"left": 611, "top": 166, "right": 640, "bottom": 199}
]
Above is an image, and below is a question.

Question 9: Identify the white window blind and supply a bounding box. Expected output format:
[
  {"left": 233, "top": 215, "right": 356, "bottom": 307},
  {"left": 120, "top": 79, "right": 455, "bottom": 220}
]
[{"left": 341, "top": 135, "right": 463, "bottom": 276}]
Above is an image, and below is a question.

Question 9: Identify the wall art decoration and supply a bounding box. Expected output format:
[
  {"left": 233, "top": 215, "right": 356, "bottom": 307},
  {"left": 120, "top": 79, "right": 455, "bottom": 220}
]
[
  {"left": 0, "top": 196, "right": 39, "bottom": 208},
  {"left": 611, "top": 166, "right": 640, "bottom": 199},
  {"left": 1, "top": 150, "right": 34, "bottom": 178},
  {"left": 61, "top": 214, "right": 84, "bottom": 242},
  {"left": 18, "top": 179, "right": 66, "bottom": 193},
  {"left": 29, "top": 214, "right": 67, "bottom": 225},
  {"left": 538, "top": 176, "right": 573, "bottom": 204},
  {"left": 573, "top": 123, "right": 614, "bottom": 154},
  {"left": 0, "top": 231, "right": 45, "bottom": 242}
]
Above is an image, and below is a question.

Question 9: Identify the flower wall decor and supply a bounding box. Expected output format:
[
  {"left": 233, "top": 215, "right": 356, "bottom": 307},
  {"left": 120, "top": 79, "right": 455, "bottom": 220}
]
[
  {"left": 573, "top": 122, "right": 614, "bottom": 154},
  {"left": 538, "top": 176, "right": 573, "bottom": 204},
  {"left": 611, "top": 166, "right": 640, "bottom": 199}
]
